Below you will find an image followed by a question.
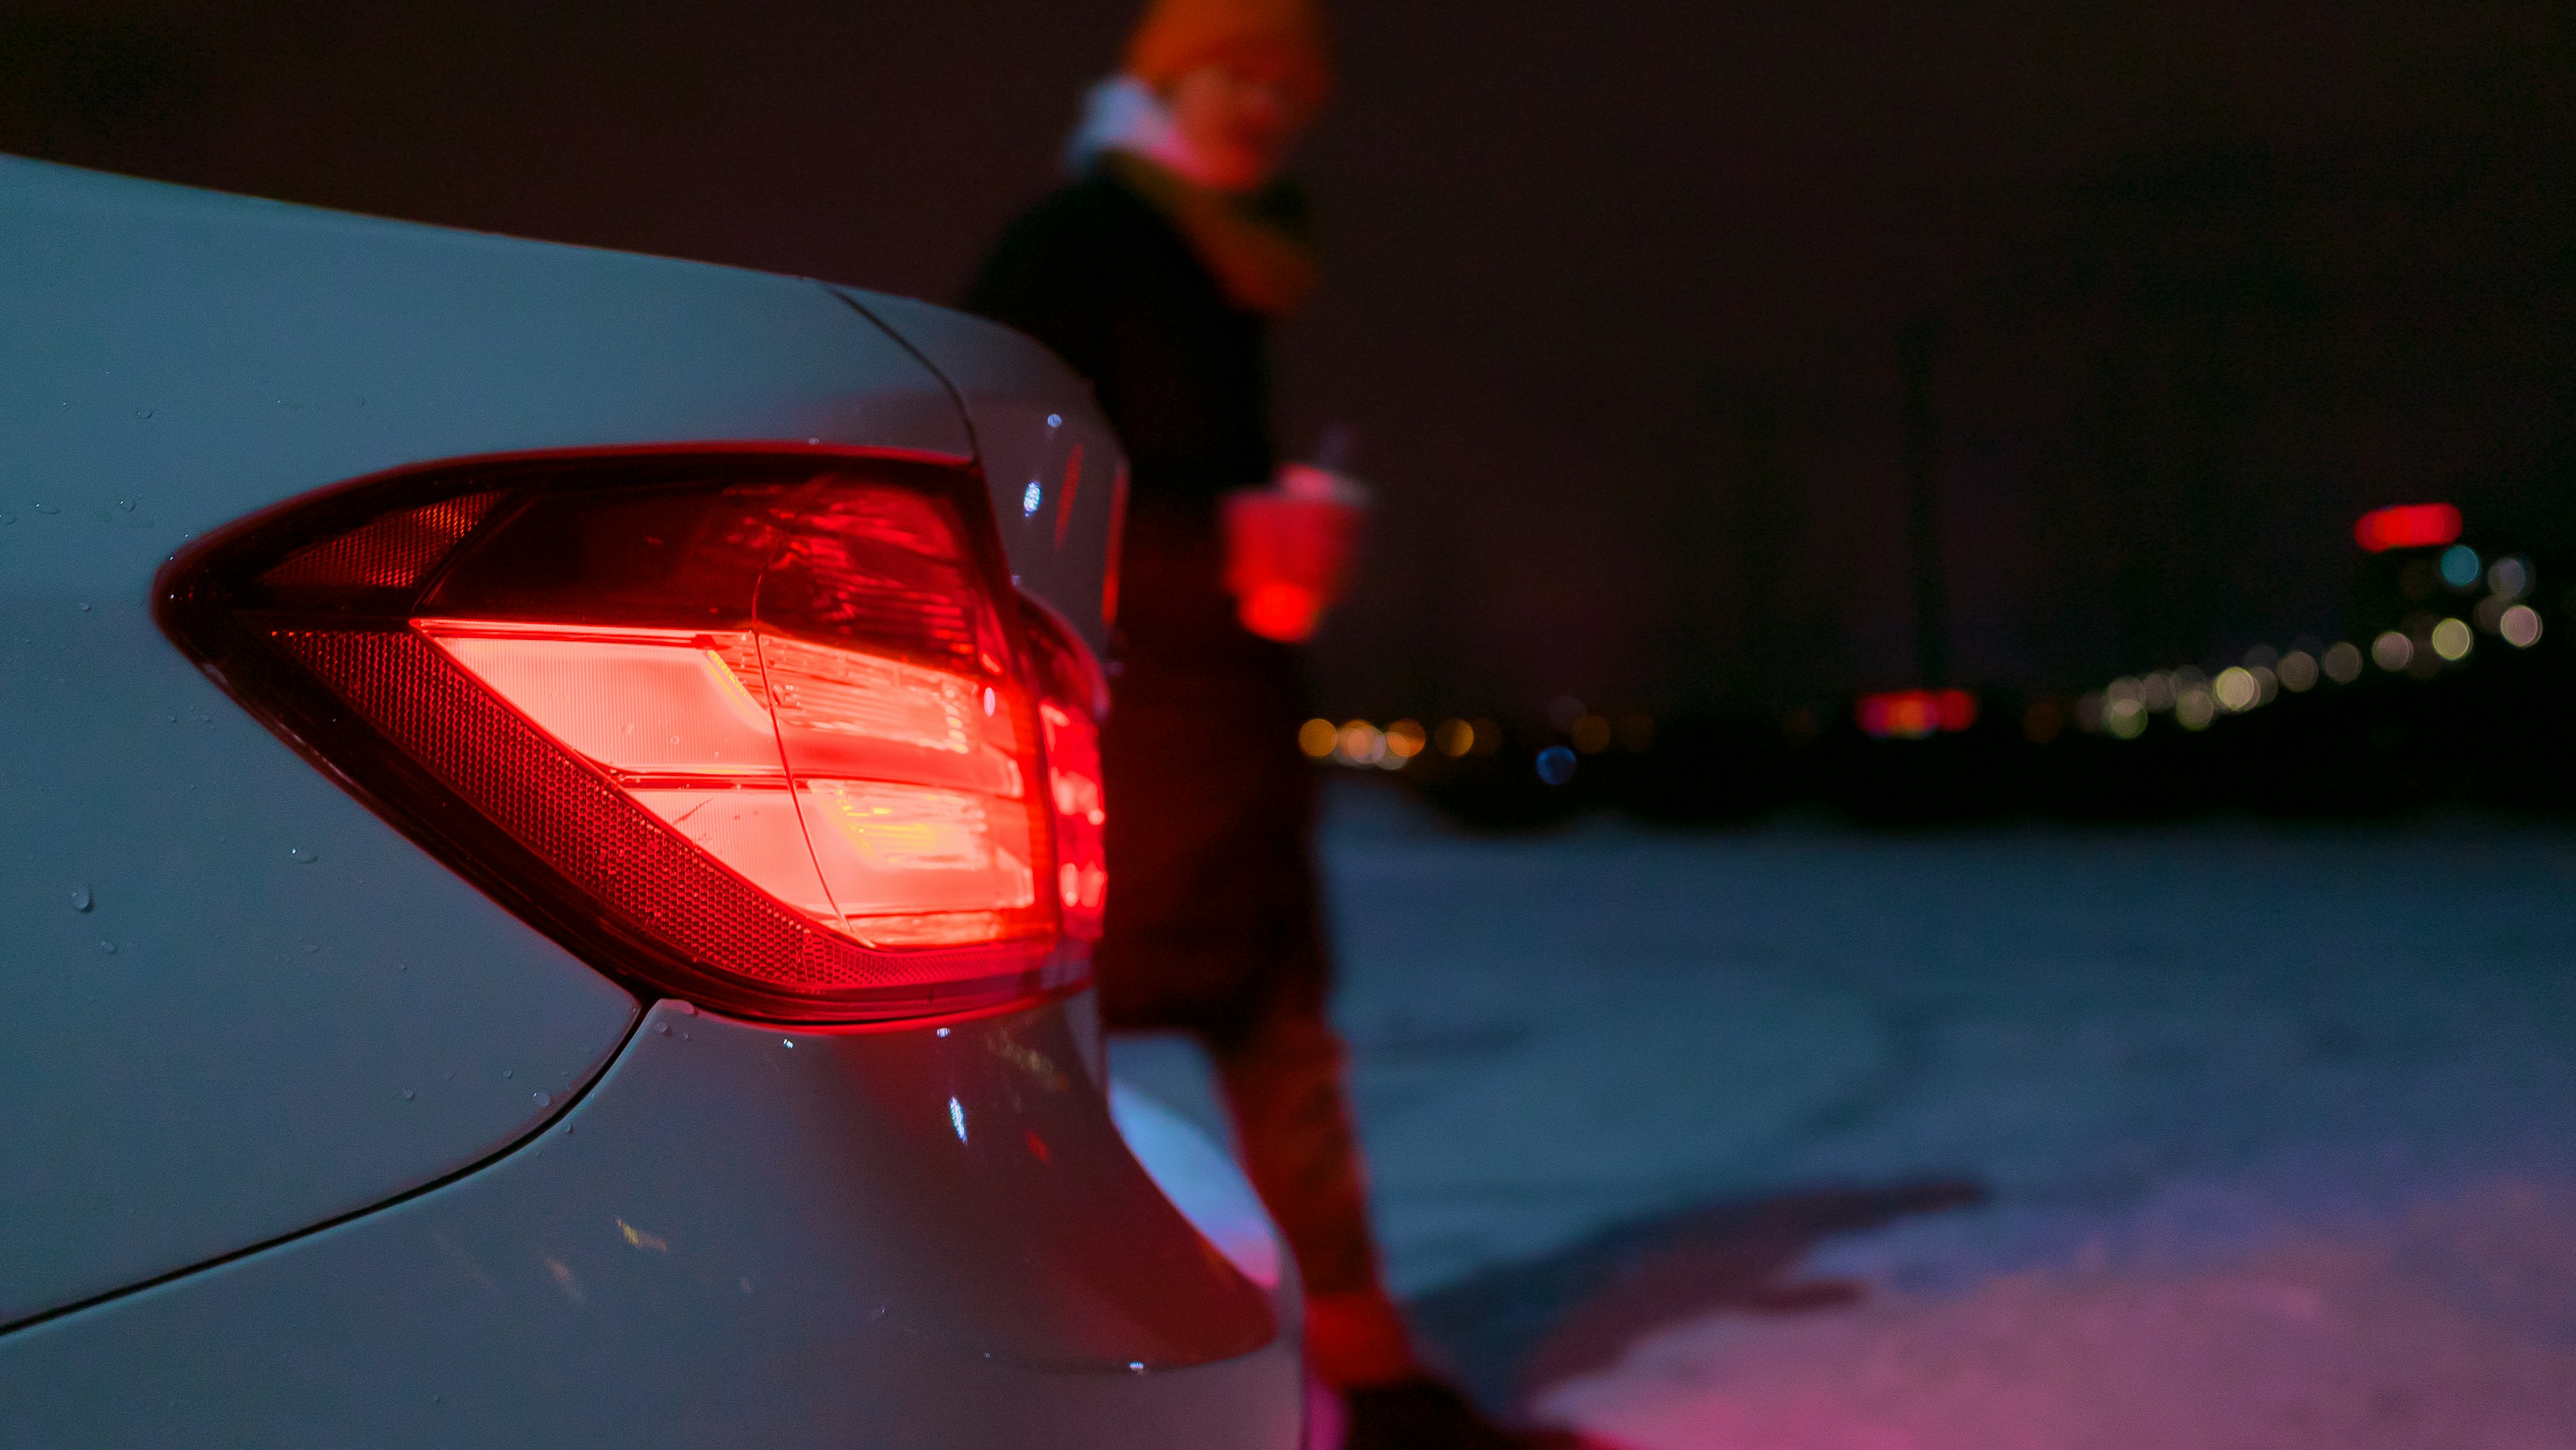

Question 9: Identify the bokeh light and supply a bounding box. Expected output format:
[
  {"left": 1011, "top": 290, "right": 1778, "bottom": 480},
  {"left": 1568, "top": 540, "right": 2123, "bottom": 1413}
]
[
  {"left": 2501, "top": 604, "right": 2543, "bottom": 648},
  {"left": 2174, "top": 685, "right": 2216, "bottom": 730},
  {"left": 2105, "top": 696, "right": 2147, "bottom": 739},
  {"left": 1469, "top": 718, "right": 1503, "bottom": 757},
  {"left": 1547, "top": 696, "right": 1586, "bottom": 733},
  {"left": 2439, "top": 544, "right": 2482, "bottom": 590},
  {"left": 1385, "top": 718, "right": 1427, "bottom": 759},
  {"left": 2489, "top": 556, "right": 2531, "bottom": 599},
  {"left": 2353, "top": 503, "right": 2462, "bottom": 552},
  {"left": 1336, "top": 720, "right": 1386, "bottom": 766},
  {"left": 2213, "top": 666, "right": 2259, "bottom": 712},
  {"left": 2372, "top": 631, "right": 2414, "bottom": 671},
  {"left": 1534, "top": 745, "right": 1577, "bottom": 785},
  {"left": 2322, "top": 641, "right": 2365, "bottom": 682},
  {"left": 1857, "top": 689, "right": 1977, "bottom": 739},
  {"left": 1435, "top": 718, "right": 1475, "bottom": 757},
  {"left": 2278, "top": 650, "right": 2319, "bottom": 691},
  {"left": 1570, "top": 713, "right": 1613, "bottom": 753},
  {"left": 2430, "top": 617, "right": 2473, "bottom": 662},
  {"left": 1298, "top": 718, "right": 1338, "bottom": 758}
]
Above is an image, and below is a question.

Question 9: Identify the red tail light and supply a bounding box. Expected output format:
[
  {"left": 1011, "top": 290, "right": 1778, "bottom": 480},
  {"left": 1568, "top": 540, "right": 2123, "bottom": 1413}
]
[
  {"left": 157, "top": 451, "right": 1109, "bottom": 1023},
  {"left": 1024, "top": 601, "right": 1109, "bottom": 945}
]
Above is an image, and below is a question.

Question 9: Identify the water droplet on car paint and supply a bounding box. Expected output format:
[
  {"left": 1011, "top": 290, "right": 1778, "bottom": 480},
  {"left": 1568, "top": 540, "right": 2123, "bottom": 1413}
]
[
  {"left": 99, "top": 940, "right": 116, "bottom": 954},
  {"left": 949, "top": 1097, "right": 967, "bottom": 1142},
  {"left": 674, "top": 1002, "right": 696, "bottom": 1016},
  {"left": 503, "top": 1070, "right": 513, "bottom": 1078},
  {"left": 781, "top": 1038, "right": 795, "bottom": 1048},
  {"left": 33, "top": 503, "right": 60, "bottom": 514},
  {"left": 287, "top": 846, "right": 318, "bottom": 864},
  {"left": 1046, "top": 414, "right": 1062, "bottom": 429},
  {"left": 402, "top": 1090, "right": 415, "bottom": 1100},
  {"left": 77, "top": 603, "right": 90, "bottom": 612},
  {"left": 936, "top": 1027, "right": 950, "bottom": 1038},
  {"left": 71, "top": 886, "right": 92, "bottom": 911},
  {"left": 0, "top": 514, "right": 14, "bottom": 526},
  {"left": 531, "top": 1091, "right": 551, "bottom": 1107},
  {"left": 116, "top": 499, "right": 136, "bottom": 512},
  {"left": 135, "top": 410, "right": 152, "bottom": 419},
  {"left": 165, "top": 714, "right": 177, "bottom": 723},
  {"left": 1128, "top": 1362, "right": 1145, "bottom": 1373}
]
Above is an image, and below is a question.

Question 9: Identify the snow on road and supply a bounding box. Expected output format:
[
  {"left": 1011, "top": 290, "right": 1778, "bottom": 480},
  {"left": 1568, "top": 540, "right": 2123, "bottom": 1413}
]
[{"left": 1297, "top": 781, "right": 2576, "bottom": 1446}]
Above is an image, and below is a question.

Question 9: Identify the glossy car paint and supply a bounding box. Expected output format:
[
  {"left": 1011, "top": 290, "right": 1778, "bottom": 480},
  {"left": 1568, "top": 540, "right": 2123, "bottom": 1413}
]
[
  {"left": 1, "top": 154, "right": 1293, "bottom": 1445},
  {"left": 843, "top": 291, "right": 1124, "bottom": 662},
  {"left": 0, "top": 1001, "right": 1300, "bottom": 1448}
]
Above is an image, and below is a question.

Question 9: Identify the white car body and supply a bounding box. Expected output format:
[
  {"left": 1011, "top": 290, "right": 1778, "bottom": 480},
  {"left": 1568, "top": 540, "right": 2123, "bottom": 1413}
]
[{"left": 0, "top": 154, "right": 1301, "bottom": 1447}]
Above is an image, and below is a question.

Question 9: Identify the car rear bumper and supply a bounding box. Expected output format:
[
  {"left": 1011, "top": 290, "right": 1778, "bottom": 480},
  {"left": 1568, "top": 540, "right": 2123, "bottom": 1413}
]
[{"left": 0, "top": 995, "right": 1303, "bottom": 1449}]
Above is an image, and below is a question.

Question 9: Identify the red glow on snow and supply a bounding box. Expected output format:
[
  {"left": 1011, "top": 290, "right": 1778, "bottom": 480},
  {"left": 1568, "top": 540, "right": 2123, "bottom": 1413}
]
[
  {"left": 2353, "top": 503, "right": 2461, "bottom": 552},
  {"left": 1858, "top": 689, "right": 1978, "bottom": 739}
]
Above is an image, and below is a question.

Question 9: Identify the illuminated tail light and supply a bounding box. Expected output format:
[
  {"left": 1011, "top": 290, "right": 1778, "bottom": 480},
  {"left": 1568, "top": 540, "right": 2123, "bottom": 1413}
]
[
  {"left": 1024, "top": 601, "right": 1109, "bottom": 944},
  {"left": 156, "top": 451, "right": 1109, "bottom": 1023}
]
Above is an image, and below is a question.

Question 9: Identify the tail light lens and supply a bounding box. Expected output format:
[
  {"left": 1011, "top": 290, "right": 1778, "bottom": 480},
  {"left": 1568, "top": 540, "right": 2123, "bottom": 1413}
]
[
  {"left": 157, "top": 451, "right": 1109, "bottom": 1023},
  {"left": 1025, "top": 601, "right": 1109, "bottom": 945}
]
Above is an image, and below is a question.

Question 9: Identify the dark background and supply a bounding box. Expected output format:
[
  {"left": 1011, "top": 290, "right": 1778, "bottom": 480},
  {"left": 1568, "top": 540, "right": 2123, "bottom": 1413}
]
[{"left": 9, "top": 1, "right": 2573, "bottom": 722}]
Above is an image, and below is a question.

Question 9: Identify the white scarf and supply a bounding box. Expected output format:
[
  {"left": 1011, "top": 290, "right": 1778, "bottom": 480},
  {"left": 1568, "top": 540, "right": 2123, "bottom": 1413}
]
[{"left": 1060, "top": 74, "right": 1205, "bottom": 181}]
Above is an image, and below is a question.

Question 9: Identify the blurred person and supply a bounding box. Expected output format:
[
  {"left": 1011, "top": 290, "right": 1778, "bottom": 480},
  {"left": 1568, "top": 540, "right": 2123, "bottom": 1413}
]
[{"left": 966, "top": 3, "right": 1574, "bottom": 1445}]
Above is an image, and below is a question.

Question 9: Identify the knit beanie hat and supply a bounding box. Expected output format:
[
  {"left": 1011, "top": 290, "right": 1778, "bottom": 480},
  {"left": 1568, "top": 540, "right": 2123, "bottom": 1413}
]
[{"left": 1125, "top": 0, "right": 1331, "bottom": 109}]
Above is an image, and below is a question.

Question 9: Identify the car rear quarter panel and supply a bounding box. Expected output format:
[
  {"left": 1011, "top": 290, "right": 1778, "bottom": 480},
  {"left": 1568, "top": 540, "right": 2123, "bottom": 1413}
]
[
  {"left": 0, "top": 155, "right": 1090, "bottom": 1326},
  {"left": 0, "top": 999, "right": 1302, "bottom": 1450}
]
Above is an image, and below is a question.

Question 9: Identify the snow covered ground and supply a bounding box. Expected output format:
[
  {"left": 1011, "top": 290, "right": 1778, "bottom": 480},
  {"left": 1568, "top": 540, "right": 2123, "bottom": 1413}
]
[{"left": 1113, "top": 781, "right": 2576, "bottom": 1447}]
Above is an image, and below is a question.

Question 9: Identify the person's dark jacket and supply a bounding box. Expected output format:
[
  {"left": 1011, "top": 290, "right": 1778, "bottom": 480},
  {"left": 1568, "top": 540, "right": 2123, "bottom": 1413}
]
[{"left": 965, "top": 167, "right": 1325, "bottom": 1042}]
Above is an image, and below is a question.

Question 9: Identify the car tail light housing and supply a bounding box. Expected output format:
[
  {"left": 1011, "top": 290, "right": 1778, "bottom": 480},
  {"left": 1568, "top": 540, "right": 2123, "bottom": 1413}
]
[{"left": 157, "top": 450, "right": 1109, "bottom": 1023}]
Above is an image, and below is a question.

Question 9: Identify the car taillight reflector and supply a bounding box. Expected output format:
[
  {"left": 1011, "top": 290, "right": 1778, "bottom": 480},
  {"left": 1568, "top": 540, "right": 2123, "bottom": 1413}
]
[
  {"left": 156, "top": 451, "right": 1108, "bottom": 1023},
  {"left": 1026, "top": 603, "right": 1109, "bottom": 943}
]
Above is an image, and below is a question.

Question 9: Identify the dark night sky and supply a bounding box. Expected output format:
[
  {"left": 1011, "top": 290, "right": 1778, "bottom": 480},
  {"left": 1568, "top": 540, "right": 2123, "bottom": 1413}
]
[{"left": 7, "top": 1, "right": 2572, "bottom": 718}]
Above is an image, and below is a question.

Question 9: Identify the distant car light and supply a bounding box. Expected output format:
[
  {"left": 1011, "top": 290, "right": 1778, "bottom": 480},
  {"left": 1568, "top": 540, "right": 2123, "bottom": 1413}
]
[
  {"left": 1857, "top": 688, "right": 1977, "bottom": 739},
  {"left": 2353, "top": 504, "right": 2462, "bottom": 553}
]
